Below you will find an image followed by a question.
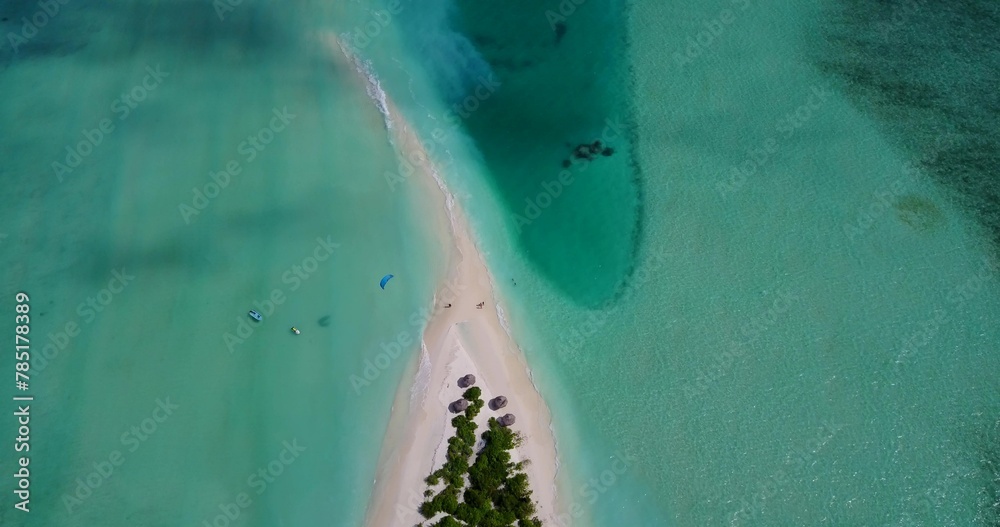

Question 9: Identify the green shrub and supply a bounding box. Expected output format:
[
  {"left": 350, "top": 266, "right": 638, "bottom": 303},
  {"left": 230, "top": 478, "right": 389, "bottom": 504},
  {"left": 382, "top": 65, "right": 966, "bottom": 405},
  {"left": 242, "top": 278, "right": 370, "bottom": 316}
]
[
  {"left": 417, "top": 389, "right": 542, "bottom": 526},
  {"left": 419, "top": 500, "right": 438, "bottom": 518},
  {"left": 435, "top": 517, "right": 463, "bottom": 527}
]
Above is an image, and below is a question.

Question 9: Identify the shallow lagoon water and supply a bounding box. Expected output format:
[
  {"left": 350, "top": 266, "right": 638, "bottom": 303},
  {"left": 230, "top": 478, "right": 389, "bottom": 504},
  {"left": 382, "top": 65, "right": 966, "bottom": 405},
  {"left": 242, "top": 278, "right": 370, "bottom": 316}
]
[{"left": 2, "top": 1, "right": 999, "bottom": 526}]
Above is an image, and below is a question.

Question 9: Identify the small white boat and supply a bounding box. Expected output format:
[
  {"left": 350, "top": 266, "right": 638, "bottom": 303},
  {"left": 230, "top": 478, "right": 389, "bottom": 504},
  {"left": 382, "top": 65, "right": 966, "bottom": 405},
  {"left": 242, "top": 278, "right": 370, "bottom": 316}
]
[{"left": 249, "top": 310, "right": 262, "bottom": 321}]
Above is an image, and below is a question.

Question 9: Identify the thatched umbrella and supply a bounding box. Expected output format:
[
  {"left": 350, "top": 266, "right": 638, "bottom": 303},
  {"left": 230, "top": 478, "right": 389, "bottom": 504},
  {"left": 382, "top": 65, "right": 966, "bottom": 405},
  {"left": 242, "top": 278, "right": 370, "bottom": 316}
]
[
  {"left": 489, "top": 396, "right": 508, "bottom": 411},
  {"left": 498, "top": 414, "right": 516, "bottom": 427},
  {"left": 458, "top": 374, "right": 476, "bottom": 388},
  {"left": 450, "top": 399, "right": 470, "bottom": 413}
]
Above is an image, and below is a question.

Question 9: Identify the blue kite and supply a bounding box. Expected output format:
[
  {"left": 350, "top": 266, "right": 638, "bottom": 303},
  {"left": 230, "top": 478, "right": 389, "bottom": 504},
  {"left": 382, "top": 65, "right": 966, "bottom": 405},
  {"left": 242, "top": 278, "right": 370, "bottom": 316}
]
[{"left": 379, "top": 274, "right": 394, "bottom": 289}]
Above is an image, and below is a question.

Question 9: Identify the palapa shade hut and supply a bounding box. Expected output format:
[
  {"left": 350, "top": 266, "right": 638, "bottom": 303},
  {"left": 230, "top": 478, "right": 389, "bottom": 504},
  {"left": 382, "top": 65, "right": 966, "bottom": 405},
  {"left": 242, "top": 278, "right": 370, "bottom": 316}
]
[
  {"left": 498, "top": 414, "right": 516, "bottom": 427},
  {"left": 458, "top": 374, "right": 476, "bottom": 388},
  {"left": 450, "top": 399, "right": 470, "bottom": 413},
  {"left": 489, "top": 396, "right": 508, "bottom": 411}
]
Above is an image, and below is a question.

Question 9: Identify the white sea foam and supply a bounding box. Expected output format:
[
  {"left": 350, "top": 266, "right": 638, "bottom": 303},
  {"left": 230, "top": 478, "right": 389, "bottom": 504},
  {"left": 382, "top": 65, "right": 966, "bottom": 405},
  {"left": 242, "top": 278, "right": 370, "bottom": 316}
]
[
  {"left": 330, "top": 29, "right": 558, "bottom": 503},
  {"left": 334, "top": 37, "right": 393, "bottom": 133},
  {"left": 398, "top": 0, "right": 494, "bottom": 102},
  {"left": 409, "top": 343, "right": 432, "bottom": 408}
]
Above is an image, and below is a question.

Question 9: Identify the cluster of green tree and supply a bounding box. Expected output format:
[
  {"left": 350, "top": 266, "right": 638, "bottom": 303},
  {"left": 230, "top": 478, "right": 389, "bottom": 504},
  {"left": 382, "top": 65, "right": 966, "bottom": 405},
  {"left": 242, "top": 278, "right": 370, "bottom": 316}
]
[
  {"left": 422, "top": 387, "right": 484, "bottom": 504},
  {"left": 417, "top": 387, "right": 542, "bottom": 527}
]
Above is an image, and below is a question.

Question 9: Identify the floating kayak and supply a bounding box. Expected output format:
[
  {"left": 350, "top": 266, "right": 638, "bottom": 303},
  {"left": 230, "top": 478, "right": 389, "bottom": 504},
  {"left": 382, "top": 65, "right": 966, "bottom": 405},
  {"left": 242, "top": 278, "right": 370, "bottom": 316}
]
[{"left": 249, "top": 310, "right": 262, "bottom": 321}]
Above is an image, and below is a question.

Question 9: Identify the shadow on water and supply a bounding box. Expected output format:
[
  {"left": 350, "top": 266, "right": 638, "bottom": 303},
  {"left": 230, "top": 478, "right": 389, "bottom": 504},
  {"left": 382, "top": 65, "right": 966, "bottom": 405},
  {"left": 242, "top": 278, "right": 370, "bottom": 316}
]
[
  {"left": 407, "top": 0, "right": 644, "bottom": 308},
  {"left": 78, "top": 189, "right": 334, "bottom": 286},
  {"left": 0, "top": 0, "right": 294, "bottom": 67},
  {"left": 812, "top": 0, "right": 1000, "bottom": 254},
  {"left": 813, "top": 2, "right": 1000, "bottom": 520}
]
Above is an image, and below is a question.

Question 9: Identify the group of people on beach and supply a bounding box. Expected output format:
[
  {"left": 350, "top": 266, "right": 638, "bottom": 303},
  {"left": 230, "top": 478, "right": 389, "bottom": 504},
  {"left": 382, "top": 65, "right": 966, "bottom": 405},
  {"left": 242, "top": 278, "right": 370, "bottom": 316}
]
[
  {"left": 441, "top": 302, "right": 486, "bottom": 309},
  {"left": 439, "top": 277, "right": 514, "bottom": 310}
]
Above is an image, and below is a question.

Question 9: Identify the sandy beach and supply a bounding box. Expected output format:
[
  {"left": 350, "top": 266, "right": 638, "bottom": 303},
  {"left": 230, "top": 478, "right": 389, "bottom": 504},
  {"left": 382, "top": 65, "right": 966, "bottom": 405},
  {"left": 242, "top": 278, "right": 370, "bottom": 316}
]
[{"left": 318, "top": 33, "right": 564, "bottom": 526}]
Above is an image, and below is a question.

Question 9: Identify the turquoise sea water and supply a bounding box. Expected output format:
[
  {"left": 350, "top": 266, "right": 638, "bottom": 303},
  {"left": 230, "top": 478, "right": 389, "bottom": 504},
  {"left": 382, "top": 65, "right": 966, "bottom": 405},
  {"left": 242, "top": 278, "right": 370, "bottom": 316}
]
[
  {"left": 394, "top": 0, "right": 1000, "bottom": 525},
  {"left": 3, "top": 0, "right": 1000, "bottom": 526},
  {"left": 1, "top": 2, "right": 443, "bottom": 525}
]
